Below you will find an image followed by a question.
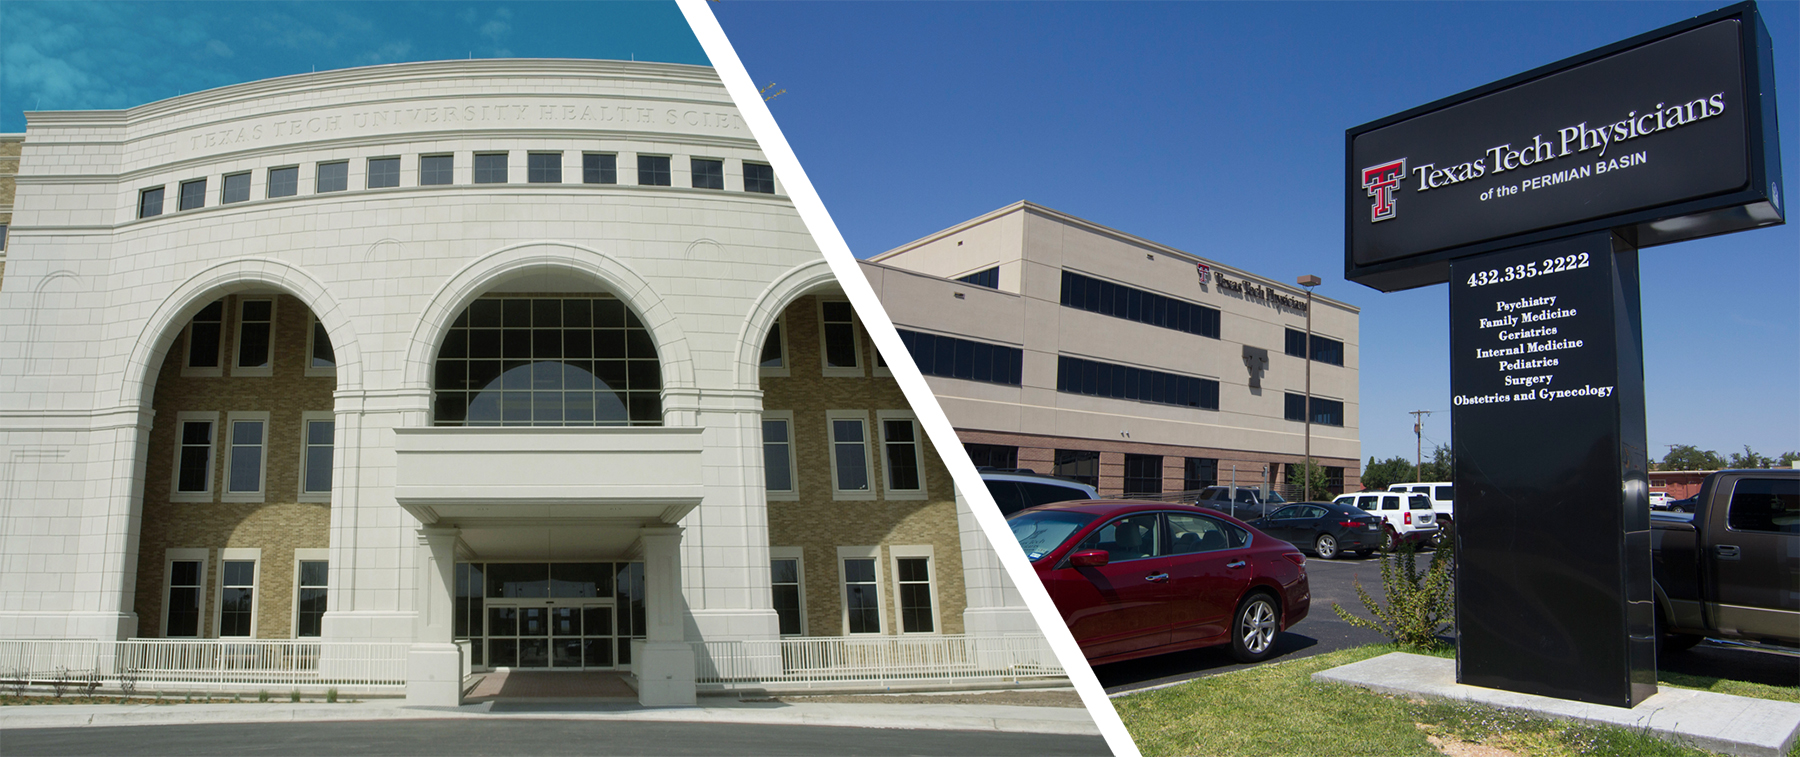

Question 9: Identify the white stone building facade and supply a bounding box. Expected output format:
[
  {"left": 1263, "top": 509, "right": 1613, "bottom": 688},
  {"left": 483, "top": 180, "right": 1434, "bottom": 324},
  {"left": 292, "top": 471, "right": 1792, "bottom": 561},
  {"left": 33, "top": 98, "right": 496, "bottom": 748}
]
[{"left": 0, "top": 60, "right": 1032, "bottom": 706}]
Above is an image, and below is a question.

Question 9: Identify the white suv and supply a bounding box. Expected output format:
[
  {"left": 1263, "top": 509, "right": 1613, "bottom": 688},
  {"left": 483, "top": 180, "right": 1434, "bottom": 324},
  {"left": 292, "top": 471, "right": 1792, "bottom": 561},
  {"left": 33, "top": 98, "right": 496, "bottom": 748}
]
[
  {"left": 1333, "top": 491, "right": 1438, "bottom": 549},
  {"left": 1388, "top": 482, "right": 1454, "bottom": 524}
]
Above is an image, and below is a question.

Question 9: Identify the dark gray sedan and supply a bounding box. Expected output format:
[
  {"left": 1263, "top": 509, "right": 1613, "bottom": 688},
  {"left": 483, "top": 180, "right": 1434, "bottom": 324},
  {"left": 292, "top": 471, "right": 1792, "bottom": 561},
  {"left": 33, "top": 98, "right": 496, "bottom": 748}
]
[{"left": 1247, "top": 501, "right": 1385, "bottom": 559}]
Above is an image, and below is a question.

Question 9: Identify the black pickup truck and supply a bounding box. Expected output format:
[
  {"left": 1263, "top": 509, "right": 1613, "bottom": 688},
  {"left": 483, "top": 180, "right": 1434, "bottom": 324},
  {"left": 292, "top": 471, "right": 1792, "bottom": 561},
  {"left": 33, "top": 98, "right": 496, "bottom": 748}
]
[{"left": 1650, "top": 468, "right": 1798, "bottom": 654}]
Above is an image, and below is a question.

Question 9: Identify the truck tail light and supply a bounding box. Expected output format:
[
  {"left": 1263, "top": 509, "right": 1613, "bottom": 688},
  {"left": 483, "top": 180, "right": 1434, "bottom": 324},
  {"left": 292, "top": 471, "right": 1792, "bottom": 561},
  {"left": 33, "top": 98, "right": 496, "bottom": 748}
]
[{"left": 1404, "top": 512, "right": 1413, "bottom": 525}]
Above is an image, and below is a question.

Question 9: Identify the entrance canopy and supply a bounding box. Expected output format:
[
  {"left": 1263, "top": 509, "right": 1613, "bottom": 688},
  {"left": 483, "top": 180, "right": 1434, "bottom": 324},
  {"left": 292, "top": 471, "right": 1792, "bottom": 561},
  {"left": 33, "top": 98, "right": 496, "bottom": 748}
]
[{"left": 392, "top": 427, "right": 705, "bottom": 544}]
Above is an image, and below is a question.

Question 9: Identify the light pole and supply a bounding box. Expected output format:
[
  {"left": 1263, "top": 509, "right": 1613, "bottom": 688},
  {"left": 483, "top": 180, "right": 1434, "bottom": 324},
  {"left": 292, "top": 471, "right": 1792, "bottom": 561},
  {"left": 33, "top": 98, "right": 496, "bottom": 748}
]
[{"left": 1297, "top": 275, "right": 1321, "bottom": 500}]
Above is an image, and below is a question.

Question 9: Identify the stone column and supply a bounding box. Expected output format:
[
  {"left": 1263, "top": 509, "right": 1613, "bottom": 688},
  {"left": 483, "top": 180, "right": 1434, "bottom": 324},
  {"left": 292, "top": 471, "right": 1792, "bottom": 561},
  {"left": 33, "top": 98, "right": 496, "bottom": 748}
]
[
  {"left": 635, "top": 525, "right": 696, "bottom": 706},
  {"left": 405, "top": 526, "right": 462, "bottom": 707}
]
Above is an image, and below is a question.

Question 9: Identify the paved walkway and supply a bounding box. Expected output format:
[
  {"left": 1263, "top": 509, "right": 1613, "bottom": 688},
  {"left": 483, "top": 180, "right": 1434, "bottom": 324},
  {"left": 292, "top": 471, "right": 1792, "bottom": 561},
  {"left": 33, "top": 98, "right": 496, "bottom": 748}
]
[
  {"left": 466, "top": 670, "right": 637, "bottom": 700},
  {"left": 0, "top": 689, "right": 1099, "bottom": 737}
]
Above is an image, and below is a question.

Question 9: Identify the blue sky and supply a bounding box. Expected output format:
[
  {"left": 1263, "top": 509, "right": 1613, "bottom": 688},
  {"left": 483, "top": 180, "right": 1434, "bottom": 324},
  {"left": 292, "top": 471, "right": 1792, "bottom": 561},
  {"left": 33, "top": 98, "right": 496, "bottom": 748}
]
[
  {"left": 0, "top": 1, "right": 705, "bottom": 131},
  {"left": 710, "top": 1, "right": 1800, "bottom": 466},
  {"left": 3, "top": 1, "right": 1795, "bottom": 466}
]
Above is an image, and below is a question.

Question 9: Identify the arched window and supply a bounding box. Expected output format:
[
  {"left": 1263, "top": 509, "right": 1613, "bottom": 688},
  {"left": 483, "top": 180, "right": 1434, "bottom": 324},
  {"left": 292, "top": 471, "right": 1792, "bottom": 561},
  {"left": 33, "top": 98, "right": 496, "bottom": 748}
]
[{"left": 433, "top": 296, "right": 662, "bottom": 426}]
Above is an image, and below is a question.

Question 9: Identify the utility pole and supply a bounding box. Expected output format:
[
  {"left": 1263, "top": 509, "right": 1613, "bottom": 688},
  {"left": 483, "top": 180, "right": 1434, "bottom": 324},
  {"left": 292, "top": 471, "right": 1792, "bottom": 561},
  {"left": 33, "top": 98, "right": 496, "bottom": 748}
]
[
  {"left": 1410, "top": 409, "right": 1434, "bottom": 481},
  {"left": 1297, "top": 275, "right": 1321, "bottom": 499}
]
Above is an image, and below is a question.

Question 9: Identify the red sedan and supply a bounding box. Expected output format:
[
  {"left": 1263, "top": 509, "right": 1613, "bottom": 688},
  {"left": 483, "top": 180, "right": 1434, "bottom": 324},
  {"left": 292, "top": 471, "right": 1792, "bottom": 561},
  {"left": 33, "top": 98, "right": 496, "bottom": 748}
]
[{"left": 1008, "top": 500, "right": 1310, "bottom": 666}]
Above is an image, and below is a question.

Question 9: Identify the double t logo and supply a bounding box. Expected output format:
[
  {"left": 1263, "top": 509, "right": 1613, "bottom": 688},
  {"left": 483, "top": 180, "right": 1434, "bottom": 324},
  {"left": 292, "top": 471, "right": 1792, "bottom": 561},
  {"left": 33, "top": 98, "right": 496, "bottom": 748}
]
[{"left": 1361, "top": 159, "right": 1407, "bottom": 223}]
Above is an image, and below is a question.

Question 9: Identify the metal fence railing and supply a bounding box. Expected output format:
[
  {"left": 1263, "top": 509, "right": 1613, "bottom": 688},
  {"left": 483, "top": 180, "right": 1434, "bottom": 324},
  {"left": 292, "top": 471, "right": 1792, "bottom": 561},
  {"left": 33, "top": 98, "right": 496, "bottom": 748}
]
[
  {"left": 0, "top": 638, "right": 410, "bottom": 695},
  {"left": 693, "top": 634, "right": 1065, "bottom": 691}
]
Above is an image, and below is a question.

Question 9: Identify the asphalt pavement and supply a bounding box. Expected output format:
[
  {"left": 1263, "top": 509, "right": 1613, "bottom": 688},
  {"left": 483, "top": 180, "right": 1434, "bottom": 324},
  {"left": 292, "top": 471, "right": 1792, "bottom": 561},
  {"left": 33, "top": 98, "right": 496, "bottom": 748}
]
[
  {"left": 1, "top": 719, "right": 1109, "bottom": 757},
  {"left": 1095, "top": 551, "right": 1398, "bottom": 694}
]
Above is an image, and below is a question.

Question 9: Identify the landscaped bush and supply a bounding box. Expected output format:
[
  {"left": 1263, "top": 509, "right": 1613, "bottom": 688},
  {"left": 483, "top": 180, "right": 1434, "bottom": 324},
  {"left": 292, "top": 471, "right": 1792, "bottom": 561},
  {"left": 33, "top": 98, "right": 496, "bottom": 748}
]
[{"left": 1333, "top": 541, "right": 1454, "bottom": 650}]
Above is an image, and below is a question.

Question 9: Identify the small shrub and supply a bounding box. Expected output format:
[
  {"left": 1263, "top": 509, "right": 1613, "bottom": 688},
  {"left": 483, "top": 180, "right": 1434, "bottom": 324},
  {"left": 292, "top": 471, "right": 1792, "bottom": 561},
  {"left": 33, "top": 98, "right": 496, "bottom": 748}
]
[
  {"left": 50, "top": 667, "right": 69, "bottom": 699},
  {"left": 1333, "top": 540, "right": 1455, "bottom": 650},
  {"left": 290, "top": 689, "right": 301, "bottom": 703},
  {"left": 184, "top": 693, "right": 192, "bottom": 703},
  {"left": 326, "top": 688, "right": 338, "bottom": 703},
  {"left": 257, "top": 689, "right": 270, "bottom": 703}
]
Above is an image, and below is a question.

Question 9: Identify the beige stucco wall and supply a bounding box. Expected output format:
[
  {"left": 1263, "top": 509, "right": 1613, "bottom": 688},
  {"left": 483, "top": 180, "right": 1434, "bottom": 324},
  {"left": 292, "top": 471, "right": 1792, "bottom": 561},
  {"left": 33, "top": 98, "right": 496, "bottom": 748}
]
[{"left": 865, "top": 202, "right": 1362, "bottom": 494}]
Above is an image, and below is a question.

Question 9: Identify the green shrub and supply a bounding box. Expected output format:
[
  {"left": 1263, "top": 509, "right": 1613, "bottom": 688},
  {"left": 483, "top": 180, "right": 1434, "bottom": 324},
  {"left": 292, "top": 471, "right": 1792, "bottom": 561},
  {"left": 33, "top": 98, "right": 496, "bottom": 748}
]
[
  {"left": 290, "top": 689, "right": 301, "bottom": 703},
  {"left": 326, "top": 688, "right": 338, "bottom": 703},
  {"left": 1333, "top": 540, "right": 1455, "bottom": 650},
  {"left": 257, "top": 689, "right": 270, "bottom": 703}
]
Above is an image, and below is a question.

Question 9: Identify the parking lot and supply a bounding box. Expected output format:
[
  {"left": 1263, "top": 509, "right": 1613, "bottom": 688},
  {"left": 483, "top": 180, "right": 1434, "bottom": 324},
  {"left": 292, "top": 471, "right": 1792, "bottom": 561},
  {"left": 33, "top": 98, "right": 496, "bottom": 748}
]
[{"left": 1093, "top": 546, "right": 1798, "bottom": 696}]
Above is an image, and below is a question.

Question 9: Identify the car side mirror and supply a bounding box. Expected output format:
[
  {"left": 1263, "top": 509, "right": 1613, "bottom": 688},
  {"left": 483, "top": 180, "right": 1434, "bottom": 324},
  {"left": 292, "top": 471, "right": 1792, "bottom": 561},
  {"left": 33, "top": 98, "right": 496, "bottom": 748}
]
[{"left": 1069, "top": 549, "right": 1110, "bottom": 568}]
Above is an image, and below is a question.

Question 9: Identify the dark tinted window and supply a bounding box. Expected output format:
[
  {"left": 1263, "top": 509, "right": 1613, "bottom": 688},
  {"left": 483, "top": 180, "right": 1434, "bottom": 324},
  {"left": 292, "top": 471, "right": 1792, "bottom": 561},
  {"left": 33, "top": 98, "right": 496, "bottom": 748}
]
[
  {"left": 368, "top": 157, "right": 400, "bottom": 188},
  {"left": 268, "top": 167, "right": 298, "bottom": 198},
  {"left": 896, "top": 329, "right": 1022, "bottom": 386},
  {"left": 691, "top": 158, "right": 723, "bottom": 189},
  {"left": 1726, "top": 478, "right": 1798, "bottom": 533},
  {"left": 139, "top": 187, "right": 165, "bottom": 218},
  {"left": 964, "top": 443, "right": 1017, "bottom": 469},
  {"left": 1060, "top": 271, "right": 1220, "bottom": 338},
  {"left": 637, "top": 155, "right": 671, "bottom": 186},
  {"left": 1123, "top": 454, "right": 1162, "bottom": 495},
  {"left": 474, "top": 153, "right": 507, "bottom": 184},
  {"left": 1054, "top": 450, "right": 1099, "bottom": 489},
  {"left": 316, "top": 161, "right": 348, "bottom": 192},
  {"left": 1058, "top": 355, "right": 1218, "bottom": 410},
  {"left": 743, "top": 162, "right": 774, "bottom": 193},
  {"left": 221, "top": 172, "right": 250, "bottom": 204},
  {"left": 1184, "top": 458, "right": 1217, "bottom": 492},
  {"left": 179, "top": 179, "right": 206, "bottom": 210},
  {"left": 957, "top": 267, "right": 1000, "bottom": 289},
  {"left": 583, "top": 153, "right": 617, "bottom": 184},
  {"left": 420, "top": 155, "right": 454, "bottom": 186},
  {"left": 1285, "top": 328, "right": 1345, "bottom": 366},
  {"left": 528, "top": 153, "right": 562, "bottom": 183},
  {"left": 1285, "top": 393, "right": 1343, "bottom": 426}
]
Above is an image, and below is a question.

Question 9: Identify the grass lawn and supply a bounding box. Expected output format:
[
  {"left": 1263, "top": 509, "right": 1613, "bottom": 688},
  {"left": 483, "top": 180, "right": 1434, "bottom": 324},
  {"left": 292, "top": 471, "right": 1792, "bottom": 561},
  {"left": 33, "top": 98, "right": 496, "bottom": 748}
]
[{"left": 1111, "top": 644, "right": 1797, "bottom": 757}]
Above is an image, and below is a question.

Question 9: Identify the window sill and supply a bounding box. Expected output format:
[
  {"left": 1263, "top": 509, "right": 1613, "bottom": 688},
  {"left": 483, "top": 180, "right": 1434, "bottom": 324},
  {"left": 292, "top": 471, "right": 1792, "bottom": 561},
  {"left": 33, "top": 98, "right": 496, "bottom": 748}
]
[
  {"left": 831, "top": 491, "right": 877, "bottom": 501},
  {"left": 221, "top": 493, "right": 266, "bottom": 504},
  {"left": 765, "top": 491, "right": 799, "bottom": 502}
]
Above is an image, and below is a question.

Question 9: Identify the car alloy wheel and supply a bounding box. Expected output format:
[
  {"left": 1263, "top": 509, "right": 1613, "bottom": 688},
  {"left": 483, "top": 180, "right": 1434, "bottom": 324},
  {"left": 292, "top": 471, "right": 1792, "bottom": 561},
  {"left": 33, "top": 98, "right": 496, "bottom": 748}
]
[
  {"left": 1230, "top": 594, "right": 1279, "bottom": 662},
  {"left": 1314, "top": 533, "right": 1339, "bottom": 560},
  {"left": 1382, "top": 527, "right": 1397, "bottom": 551}
]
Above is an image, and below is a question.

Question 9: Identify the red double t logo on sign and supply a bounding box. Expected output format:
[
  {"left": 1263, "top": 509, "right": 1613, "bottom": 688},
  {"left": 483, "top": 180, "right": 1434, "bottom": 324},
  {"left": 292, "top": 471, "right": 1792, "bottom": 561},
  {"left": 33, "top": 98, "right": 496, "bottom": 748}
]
[{"left": 1361, "top": 159, "right": 1407, "bottom": 223}]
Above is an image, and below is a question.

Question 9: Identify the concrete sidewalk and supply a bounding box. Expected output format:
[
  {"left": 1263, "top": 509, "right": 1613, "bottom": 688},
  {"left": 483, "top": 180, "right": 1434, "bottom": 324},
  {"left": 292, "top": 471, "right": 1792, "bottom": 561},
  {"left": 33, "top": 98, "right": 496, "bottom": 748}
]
[
  {"left": 0, "top": 696, "right": 1100, "bottom": 737},
  {"left": 1314, "top": 652, "right": 1800, "bottom": 757}
]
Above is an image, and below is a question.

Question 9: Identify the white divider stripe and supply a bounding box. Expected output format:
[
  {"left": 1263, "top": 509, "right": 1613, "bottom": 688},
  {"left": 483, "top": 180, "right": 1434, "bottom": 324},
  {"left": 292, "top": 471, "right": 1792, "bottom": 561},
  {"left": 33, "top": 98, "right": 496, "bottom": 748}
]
[{"left": 674, "top": 3, "right": 1139, "bottom": 755}]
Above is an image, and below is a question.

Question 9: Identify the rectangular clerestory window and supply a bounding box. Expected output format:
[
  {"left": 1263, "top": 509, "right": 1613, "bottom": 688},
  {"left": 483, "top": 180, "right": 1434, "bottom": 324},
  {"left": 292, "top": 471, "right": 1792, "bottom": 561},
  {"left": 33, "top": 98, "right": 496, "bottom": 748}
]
[
  {"left": 420, "top": 155, "right": 454, "bottom": 186},
  {"left": 316, "top": 161, "right": 348, "bottom": 193},
  {"left": 583, "top": 153, "right": 617, "bottom": 184},
  {"left": 528, "top": 152, "right": 563, "bottom": 183},
  {"left": 743, "top": 162, "right": 775, "bottom": 194},
  {"left": 139, "top": 186, "right": 165, "bottom": 218},
  {"left": 367, "top": 157, "right": 400, "bottom": 188},
  {"left": 179, "top": 178, "right": 207, "bottom": 211},
  {"left": 636, "top": 155, "right": 671, "bottom": 186},
  {"left": 221, "top": 172, "right": 251, "bottom": 204},
  {"left": 473, "top": 153, "right": 508, "bottom": 184},
  {"left": 690, "top": 158, "right": 723, "bottom": 189},
  {"left": 267, "top": 166, "right": 299, "bottom": 198}
]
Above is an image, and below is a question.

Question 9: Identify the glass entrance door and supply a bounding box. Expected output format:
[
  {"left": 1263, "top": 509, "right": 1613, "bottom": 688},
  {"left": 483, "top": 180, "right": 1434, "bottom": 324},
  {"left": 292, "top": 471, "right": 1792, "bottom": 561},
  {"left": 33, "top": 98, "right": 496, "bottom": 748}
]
[{"left": 486, "top": 599, "right": 615, "bottom": 669}]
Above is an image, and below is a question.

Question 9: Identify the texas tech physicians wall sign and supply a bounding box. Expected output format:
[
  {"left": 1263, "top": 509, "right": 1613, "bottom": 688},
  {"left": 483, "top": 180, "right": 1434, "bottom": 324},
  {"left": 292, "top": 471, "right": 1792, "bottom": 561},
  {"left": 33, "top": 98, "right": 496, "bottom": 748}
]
[{"left": 1345, "top": 2, "right": 1784, "bottom": 292}]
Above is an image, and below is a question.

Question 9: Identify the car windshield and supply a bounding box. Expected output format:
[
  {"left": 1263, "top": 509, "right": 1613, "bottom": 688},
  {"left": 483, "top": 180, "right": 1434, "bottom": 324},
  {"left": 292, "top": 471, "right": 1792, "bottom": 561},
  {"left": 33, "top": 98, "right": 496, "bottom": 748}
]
[
  {"left": 1266, "top": 491, "right": 1288, "bottom": 504},
  {"left": 1008, "top": 510, "right": 1099, "bottom": 562}
]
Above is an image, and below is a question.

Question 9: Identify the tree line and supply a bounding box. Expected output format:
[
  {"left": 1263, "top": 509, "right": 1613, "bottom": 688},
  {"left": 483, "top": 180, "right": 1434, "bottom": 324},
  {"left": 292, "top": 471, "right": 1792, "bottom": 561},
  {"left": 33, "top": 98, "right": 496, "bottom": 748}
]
[
  {"left": 1359, "top": 443, "right": 1797, "bottom": 490},
  {"left": 1655, "top": 444, "right": 1799, "bottom": 471}
]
